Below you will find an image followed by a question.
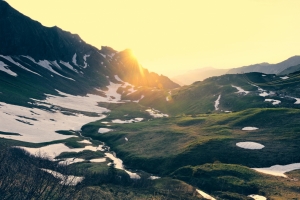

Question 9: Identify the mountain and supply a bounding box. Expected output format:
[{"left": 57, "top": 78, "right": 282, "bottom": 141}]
[
  {"left": 278, "top": 63, "right": 300, "bottom": 75},
  {"left": 0, "top": 0, "right": 179, "bottom": 106},
  {"left": 2, "top": 1, "right": 300, "bottom": 199},
  {"left": 171, "top": 67, "right": 229, "bottom": 85},
  {"left": 227, "top": 56, "right": 300, "bottom": 74}
]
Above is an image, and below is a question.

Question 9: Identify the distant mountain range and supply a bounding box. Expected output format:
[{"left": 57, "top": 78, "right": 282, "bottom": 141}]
[
  {"left": 173, "top": 56, "right": 300, "bottom": 85},
  {"left": 227, "top": 55, "right": 300, "bottom": 75},
  {"left": 172, "top": 67, "right": 229, "bottom": 85}
]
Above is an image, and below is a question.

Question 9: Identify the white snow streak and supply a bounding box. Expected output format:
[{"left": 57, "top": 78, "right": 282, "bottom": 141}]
[
  {"left": 0, "top": 55, "right": 41, "bottom": 76},
  {"left": 214, "top": 95, "right": 221, "bottom": 110},
  {"left": 0, "top": 61, "right": 17, "bottom": 76},
  {"left": 231, "top": 85, "right": 249, "bottom": 95}
]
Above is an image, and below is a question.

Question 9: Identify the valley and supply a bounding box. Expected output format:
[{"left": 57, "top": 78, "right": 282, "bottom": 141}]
[{"left": 1, "top": 1, "right": 300, "bottom": 199}]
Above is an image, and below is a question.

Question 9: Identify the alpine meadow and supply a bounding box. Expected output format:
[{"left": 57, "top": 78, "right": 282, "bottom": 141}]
[{"left": 1, "top": 1, "right": 300, "bottom": 199}]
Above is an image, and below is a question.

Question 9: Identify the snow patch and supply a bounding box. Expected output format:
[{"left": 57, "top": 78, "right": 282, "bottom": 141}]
[
  {"left": 231, "top": 85, "right": 249, "bottom": 95},
  {"left": 236, "top": 142, "right": 265, "bottom": 149},
  {"left": 0, "top": 101, "right": 106, "bottom": 143},
  {"left": 196, "top": 189, "right": 216, "bottom": 200},
  {"left": 41, "top": 168, "right": 84, "bottom": 186},
  {"left": 19, "top": 143, "right": 103, "bottom": 160},
  {"left": 72, "top": 53, "right": 78, "bottom": 66},
  {"left": 78, "top": 139, "right": 92, "bottom": 144},
  {"left": 0, "top": 55, "right": 41, "bottom": 76},
  {"left": 293, "top": 98, "right": 300, "bottom": 104},
  {"left": 105, "top": 153, "right": 140, "bottom": 179},
  {"left": 146, "top": 108, "right": 169, "bottom": 118},
  {"left": 280, "top": 76, "right": 289, "bottom": 80},
  {"left": 90, "top": 158, "right": 106, "bottom": 163},
  {"left": 98, "top": 128, "right": 113, "bottom": 134},
  {"left": 23, "top": 56, "right": 74, "bottom": 81},
  {"left": 259, "top": 92, "right": 269, "bottom": 97},
  {"left": 43, "top": 90, "right": 110, "bottom": 113},
  {"left": 83, "top": 54, "right": 90, "bottom": 68},
  {"left": 214, "top": 95, "right": 221, "bottom": 110},
  {"left": 0, "top": 60, "right": 17, "bottom": 76},
  {"left": 111, "top": 118, "right": 143, "bottom": 124},
  {"left": 60, "top": 61, "right": 78, "bottom": 73},
  {"left": 58, "top": 158, "right": 85, "bottom": 165},
  {"left": 242, "top": 127, "right": 259, "bottom": 131},
  {"left": 264, "top": 99, "right": 281, "bottom": 105},
  {"left": 248, "top": 194, "right": 267, "bottom": 200},
  {"left": 253, "top": 163, "right": 300, "bottom": 178},
  {"left": 148, "top": 176, "right": 161, "bottom": 180}
]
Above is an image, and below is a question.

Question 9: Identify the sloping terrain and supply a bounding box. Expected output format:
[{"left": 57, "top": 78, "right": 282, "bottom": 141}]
[{"left": 1, "top": 1, "right": 300, "bottom": 200}]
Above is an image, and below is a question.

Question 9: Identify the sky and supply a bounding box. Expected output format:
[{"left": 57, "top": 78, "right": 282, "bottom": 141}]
[{"left": 5, "top": 0, "right": 300, "bottom": 77}]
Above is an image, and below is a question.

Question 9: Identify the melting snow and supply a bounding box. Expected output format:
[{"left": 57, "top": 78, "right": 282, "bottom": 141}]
[
  {"left": 252, "top": 163, "right": 300, "bottom": 178},
  {"left": 78, "top": 139, "right": 92, "bottom": 144},
  {"left": 0, "top": 101, "right": 106, "bottom": 143},
  {"left": 90, "top": 158, "right": 106, "bottom": 163},
  {"left": 111, "top": 118, "right": 143, "bottom": 124},
  {"left": 19, "top": 143, "right": 103, "bottom": 160},
  {"left": 0, "top": 61, "right": 17, "bottom": 76},
  {"left": 196, "top": 189, "right": 216, "bottom": 200},
  {"left": 98, "top": 128, "right": 113, "bottom": 134},
  {"left": 242, "top": 127, "right": 259, "bottom": 131},
  {"left": 72, "top": 53, "right": 78, "bottom": 66},
  {"left": 43, "top": 90, "right": 110, "bottom": 113},
  {"left": 264, "top": 99, "right": 281, "bottom": 105},
  {"left": 124, "top": 170, "right": 140, "bottom": 179},
  {"left": 60, "top": 61, "right": 78, "bottom": 73},
  {"left": 41, "top": 168, "right": 84, "bottom": 186},
  {"left": 148, "top": 176, "right": 161, "bottom": 180},
  {"left": 105, "top": 153, "right": 140, "bottom": 179},
  {"left": 23, "top": 56, "right": 74, "bottom": 81},
  {"left": 58, "top": 158, "right": 85, "bottom": 165},
  {"left": 231, "top": 85, "right": 250, "bottom": 95},
  {"left": 0, "top": 55, "right": 41, "bottom": 76},
  {"left": 214, "top": 95, "right": 221, "bottom": 110},
  {"left": 100, "top": 53, "right": 106, "bottom": 58},
  {"left": 280, "top": 76, "right": 289, "bottom": 80},
  {"left": 83, "top": 54, "right": 90, "bottom": 68},
  {"left": 236, "top": 142, "right": 264, "bottom": 149},
  {"left": 248, "top": 194, "right": 267, "bottom": 200},
  {"left": 259, "top": 92, "right": 269, "bottom": 97},
  {"left": 146, "top": 108, "right": 169, "bottom": 118},
  {"left": 293, "top": 98, "right": 300, "bottom": 104}
]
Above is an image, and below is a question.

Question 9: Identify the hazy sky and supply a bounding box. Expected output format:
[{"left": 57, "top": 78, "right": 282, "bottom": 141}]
[{"left": 5, "top": 0, "right": 300, "bottom": 76}]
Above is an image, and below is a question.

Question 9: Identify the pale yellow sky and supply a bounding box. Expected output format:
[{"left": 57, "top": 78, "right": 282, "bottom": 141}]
[{"left": 5, "top": 0, "right": 300, "bottom": 76}]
